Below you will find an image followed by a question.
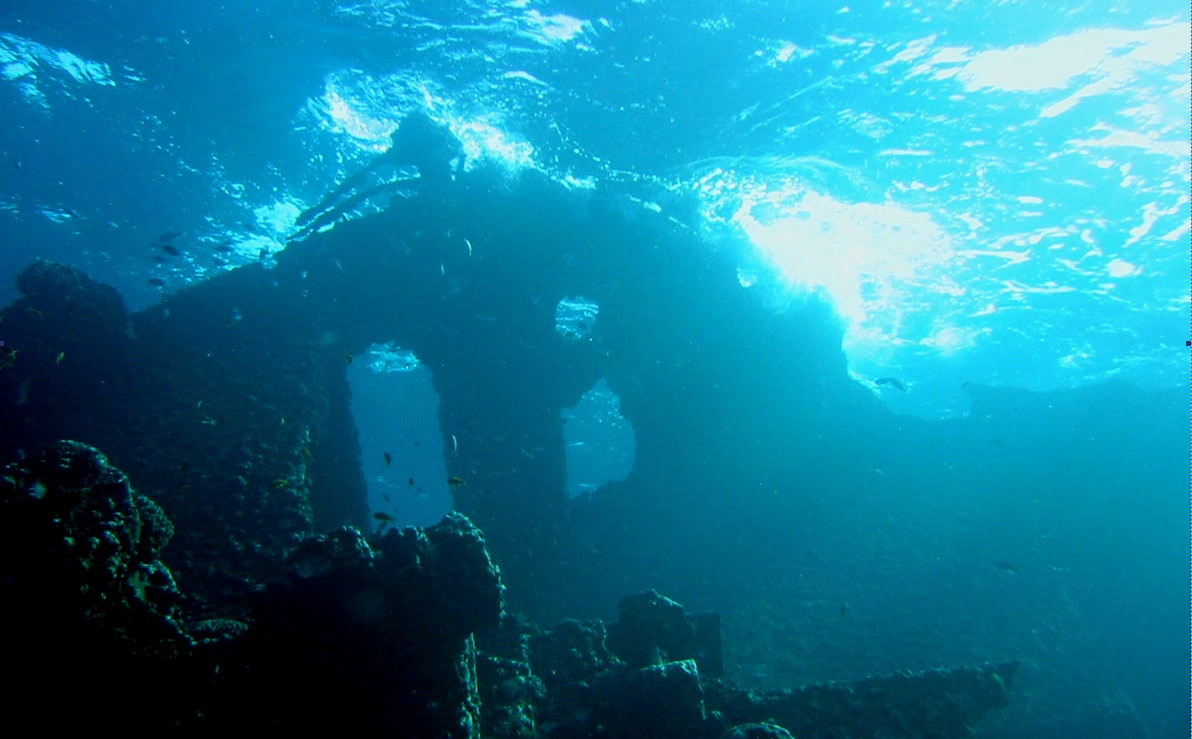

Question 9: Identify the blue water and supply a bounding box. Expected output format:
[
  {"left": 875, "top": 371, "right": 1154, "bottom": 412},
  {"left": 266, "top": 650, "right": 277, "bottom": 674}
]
[
  {"left": 1, "top": 1, "right": 1186, "bottom": 419},
  {"left": 0, "top": 1, "right": 1187, "bottom": 736}
]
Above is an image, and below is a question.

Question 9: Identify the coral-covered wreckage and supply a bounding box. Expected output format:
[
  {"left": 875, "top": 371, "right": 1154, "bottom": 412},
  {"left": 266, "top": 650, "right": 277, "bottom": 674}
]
[
  {"left": 0, "top": 135, "right": 1022, "bottom": 734},
  {"left": 0, "top": 440, "right": 1015, "bottom": 735}
]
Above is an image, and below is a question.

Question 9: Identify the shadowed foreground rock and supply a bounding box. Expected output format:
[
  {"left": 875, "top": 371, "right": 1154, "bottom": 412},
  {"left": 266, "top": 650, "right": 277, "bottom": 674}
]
[
  {"left": 526, "top": 590, "right": 1016, "bottom": 739},
  {"left": 706, "top": 661, "right": 1019, "bottom": 739},
  {"left": 0, "top": 440, "right": 196, "bottom": 728},
  {"left": 0, "top": 440, "right": 503, "bottom": 735},
  {"left": 0, "top": 441, "right": 1017, "bottom": 737},
  {"left": 208, "top": 513, "right": 505, "bottom": 735}
]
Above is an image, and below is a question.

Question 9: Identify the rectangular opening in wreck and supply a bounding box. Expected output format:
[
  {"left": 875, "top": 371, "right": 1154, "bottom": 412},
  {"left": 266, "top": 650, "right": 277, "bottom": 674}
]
[
  {"left": 562, "top": 377, "right": 635, "bottom": 499},
  {"left": 347, "top": 343, "right": 451, "bottom": 528},
  {"left": 555, "top": 296, "right": 637, "bottom": 498}
]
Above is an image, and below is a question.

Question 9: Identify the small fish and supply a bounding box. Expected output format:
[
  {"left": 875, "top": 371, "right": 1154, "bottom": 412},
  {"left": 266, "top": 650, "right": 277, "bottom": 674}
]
[
  {"left": 407, "top": 477, "right": 415, "bottom": 487},
  {"left": 464, "top": 238, "right": 473, "bottom": 256},
  {"left": 25, "top": 307, "right": 43, "bottom": 319},
  {"left": 154, "top": 230, "right": 183, "bottom": 243},
  {"left": 874, "top": 376, "right": 907, "bottom": 392},
  {"left": 450, "top": 434, "right": 458, "bottom": 455},
  {"left": 372, "top": 511, "right": 395, "bottom": 523},
  {"left": 383, "top": 451, "right": 392, "bottom": 467},
  {"left": 995, "top": 560, "right": 1020, "bottom": 574},
  {"left": 344, "top": 353, "right": 354, "bottom": 364},
  {"left": 159, "top": 243, "right": 181, "bottom": 257},
  {"left": 447, "top": 476, "right": 466, "bottom": 487},
  {"left": 55, "top": 351, "right": 65, "bottom": 365},
  {"left": 270, "top": 478, "right": 291, "bottom": 490},
  {"left": 147, "top": 277, "right": 166, "bottom": 287}
]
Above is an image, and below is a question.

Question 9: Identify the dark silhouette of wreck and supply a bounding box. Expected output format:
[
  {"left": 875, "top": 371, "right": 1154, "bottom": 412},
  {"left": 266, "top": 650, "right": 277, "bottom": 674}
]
[{"left": 3, "top": 115, "right": 1159, "bottom": 736}]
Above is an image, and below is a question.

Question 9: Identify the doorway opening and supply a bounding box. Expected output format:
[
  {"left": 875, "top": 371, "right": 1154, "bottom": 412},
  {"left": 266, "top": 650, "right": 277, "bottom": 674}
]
[{"left": 348, "top": 342, "right": 451, "bottom": 527}]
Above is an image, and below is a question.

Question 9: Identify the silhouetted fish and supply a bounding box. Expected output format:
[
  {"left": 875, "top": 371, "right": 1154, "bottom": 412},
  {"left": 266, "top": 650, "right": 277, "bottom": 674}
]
[
  {"left": 447, "top": 476, "right": 466, "bottom": 487},
  {"left": 383, "top": 451, "right": 392, "bottom": 467},
  {"left": 159, "top": 243, "right": 181, "bottom": 257},
  {"left": 154, "top": 231, "right": 182, "bottom": 243},
  {"left": 373, "top": 511, "right": 395, "bottom": 523},
  {"left": 147, "top": 277, "right": 166, "bottom": 287}
]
